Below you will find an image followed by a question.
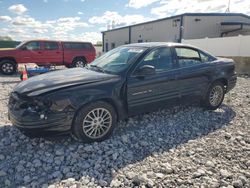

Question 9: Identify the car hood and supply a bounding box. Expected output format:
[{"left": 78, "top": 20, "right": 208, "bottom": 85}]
[
  {"left": 14, "top": 68, "right": 118, "bottom": 96},
  {"left": 0, "top": 48, "right": 15, "bottom": 51},
  {"left": 0, "top": 48, "right": 17, "bottom": 56}
]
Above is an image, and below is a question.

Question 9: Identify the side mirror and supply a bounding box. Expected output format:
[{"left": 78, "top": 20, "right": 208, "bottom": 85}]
[
  {"left": 21, "top": 46, "right": 27, "bottom": 50},
  {"left": 135, "top": 65, "right": 156, "bottom": 77}
]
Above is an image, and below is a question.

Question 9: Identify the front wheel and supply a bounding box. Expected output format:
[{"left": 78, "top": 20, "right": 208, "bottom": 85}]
[
  {"left": 202, "top": 82, "right": 225, "bottom": 110},
  {"left": 0, "top": 60, "right": 16, "bottom": 75},
  {"left": 72, "top": 101, "right": 117, "bottom": 143}
]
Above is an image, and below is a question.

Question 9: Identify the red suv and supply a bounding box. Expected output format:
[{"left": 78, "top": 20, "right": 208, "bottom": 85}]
[{"left": 0, "top": 40, "right": 96, "bottom": 74}]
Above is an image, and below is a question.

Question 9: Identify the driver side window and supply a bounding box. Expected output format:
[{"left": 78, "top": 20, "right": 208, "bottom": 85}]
[
  {"left": 138, "top": 47, "right": 173, "bottom": 72},
  {"left": 25, "top": 41, "right": 41, "bottom": 50}
]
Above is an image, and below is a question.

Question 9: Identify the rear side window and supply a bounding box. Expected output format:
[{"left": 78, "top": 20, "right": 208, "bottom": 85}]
[
  {"left": 175, "top": 47, "right": 201, "bottom": 67},
  {"left": 25, "top": 41, "right": 41, "bottom": 50},
  {"left": 63, "top": 42, "right": 92, "bottom": 49},
  {"left": 44, "top": 42, "right": 59, "bottom": 50}
]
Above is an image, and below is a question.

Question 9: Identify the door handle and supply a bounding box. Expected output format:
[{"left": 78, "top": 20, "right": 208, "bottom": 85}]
[
  {"left": 38, "top": 51, "right": 42, "bottom": 54},
  {"left": 56, "top": 52, "right": 60, "bottom": 54}
]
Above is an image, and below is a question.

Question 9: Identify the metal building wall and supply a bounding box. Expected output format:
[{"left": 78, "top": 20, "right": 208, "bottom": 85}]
[
  {"left": 103, "top": 27, "right": 129, "bottom": 52},
  {"left": 130, "top": 17, "right": 181, "bottom": 43},
  {"left": 102, "top": 14, "right": 250, "bottom": 52},
  {"left": 183, "top": 15, "right": 250, "bottom": 39}
]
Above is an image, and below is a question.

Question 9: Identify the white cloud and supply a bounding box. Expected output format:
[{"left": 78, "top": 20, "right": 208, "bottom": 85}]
[
  {"left": 51, "top": 32, "right": 101, "bottom": 44},
  {"left": 54, "top": 17, "right": 89, "bottom": 32},
  {"left": 12, "top": 16, "right": 41, "bottom": 26},
  {"left": 151, "top": 0, "right": 250, "bottom": 17},
  {"left": 80, "top": 0, "right": 85, "bottom": 2},
  {"left": 4, "top": 28, "right": 25, "bottom": 34},
  {"left": 89, "top": 11, "right": 151, "bottom": 28},
  {"left": 78, "top": 11, "right": 83, "bottom": 15},
  {"left": 1, "top": 14, "right": 92, "bottom": 41},
  {"left": 8, "top": 4, "right": 27, "bottom": 15},
  {"left": 79, "top": 32, "right": 102, "bottom": 43},
  {"left": 10, "top": 16, "right": 53, "bottom": 32},
  {"left": 0, "top": 16, "right": 12, "bottom": 22},
  {"left": 43, "top": 0, "right": 48, "bottom": 3},
  {"left": 33, "top": 28, "right": 48, "bottom": 34},
  {"left": 127, "top": 0, "right": 160, "bottom": 9},
  {"left": 57, "top": 17, "right": 80, "bottom": 22},
  {"left": 99, "top": 26, "right": 107, "bottom": 31}
]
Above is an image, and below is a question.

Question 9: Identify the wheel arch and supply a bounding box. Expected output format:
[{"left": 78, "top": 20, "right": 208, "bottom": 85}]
[
  {"left": 72, "top": 56, "right": 87, "bottom": 64},
  {"left": 212, "top": 77, "right": 228, "bottom": 92},
  {"left": 0, "top": 57, "right": 17, "bottom": 64},
  {"left": 71, "top": 97, "right": 127, "bottom": 128}
]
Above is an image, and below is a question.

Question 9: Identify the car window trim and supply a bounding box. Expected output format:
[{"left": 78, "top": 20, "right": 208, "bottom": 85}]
[
  {"left": 24, "top": 41, "right": 42, "bottom": 51},
  {"left": 44, "top": 41, "right": 59, "bottom": 50},
  {"left": 175, "top": 46, "right": 202, "bottom": 61},
  {"left": 130, "top": 46, "right": 177, "bottom": 77},
  {"left": 173, "top": 46, "right": 208, "bottom": 69}
]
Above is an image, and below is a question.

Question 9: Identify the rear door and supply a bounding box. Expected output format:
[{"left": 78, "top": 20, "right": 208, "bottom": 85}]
[
  {"left": 173, "top": 47, "right": 213, "bottom": 104},
  {"left": 18, "top": 41, "right": 44, "bottom": 64},
  {"left": 42, "top": 41, "right": 63, "bottom": 65},
  {"left": 127, "top": 47, "right": 181, "bottom": 115}
]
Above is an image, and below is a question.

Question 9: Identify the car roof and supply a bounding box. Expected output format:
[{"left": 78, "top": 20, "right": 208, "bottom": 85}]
[
  {"left": 22, "top": 40, "right": 92, "bottom": 44},
  {"left": 123, "top": 42, "right": 196, "bottom": 49}
]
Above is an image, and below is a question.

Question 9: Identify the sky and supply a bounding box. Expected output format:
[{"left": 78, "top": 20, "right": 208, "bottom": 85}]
[{"left": 0, "top": 0, "right": 250, "bottom": 44}]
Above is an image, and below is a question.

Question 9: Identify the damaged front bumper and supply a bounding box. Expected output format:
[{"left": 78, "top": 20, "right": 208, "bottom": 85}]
[{"left": 8, "top": 92, "right": 74, "bottom": 137}]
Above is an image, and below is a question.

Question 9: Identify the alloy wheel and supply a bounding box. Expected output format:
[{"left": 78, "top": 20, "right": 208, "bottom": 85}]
[
  {"left": 209, "top": 85, "right": 224, "bottom": 107},
  {"left": 82, "top": 108, "right": 112, "bottom": 139},
  {"left": 2, "top": 63, "right": 14, "bottom": 74},
  {"left": 75, "top": 61, "right": 85, "bottom": 67}
]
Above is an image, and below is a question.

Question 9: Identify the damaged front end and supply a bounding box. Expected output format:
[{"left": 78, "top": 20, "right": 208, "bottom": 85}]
[{"left": 8, "top": 92, "right": 75, "bottom": 137}]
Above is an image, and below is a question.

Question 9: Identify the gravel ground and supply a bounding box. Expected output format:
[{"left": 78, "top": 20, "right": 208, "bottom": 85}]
[{"left": 0, "top": 75, "right": 249, "bottom": 188}]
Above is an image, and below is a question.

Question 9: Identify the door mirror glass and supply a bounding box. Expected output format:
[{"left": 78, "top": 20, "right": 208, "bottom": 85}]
[
  {"left": 21, "top": 45, "right": 27, "bottom": 50},
  {"left": 135, "top": 65, "right": 156, "bottom": 76}
]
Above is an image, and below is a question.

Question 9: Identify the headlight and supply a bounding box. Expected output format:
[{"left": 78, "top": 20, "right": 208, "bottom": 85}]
[{"left": 23, "top": 99, "right": 51, "bottom": 113}]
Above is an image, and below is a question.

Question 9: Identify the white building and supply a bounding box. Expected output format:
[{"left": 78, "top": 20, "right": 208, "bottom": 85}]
[{"left": 102, "top": 13, "right": 250, "bottom": 52}]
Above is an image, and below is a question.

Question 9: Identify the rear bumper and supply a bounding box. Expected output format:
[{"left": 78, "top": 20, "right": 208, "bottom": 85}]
[
  {"left": 9, "top": 109, "right": 73, "bottom": 137},
  {"left": 227, "top": 74, "right": 237, "bottom": 92}
]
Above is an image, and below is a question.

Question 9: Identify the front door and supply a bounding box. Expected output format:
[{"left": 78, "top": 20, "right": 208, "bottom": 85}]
[
  {"left": 18, "top": 41, "right": 44, "bottom": 65},
  {"left": 127, "top": 47, "right": 180, "bottom": 115}
]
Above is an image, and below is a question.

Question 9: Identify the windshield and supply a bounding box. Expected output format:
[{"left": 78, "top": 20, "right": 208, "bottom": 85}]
[{"left": 88, "top": 46, "right": 146, "bottom": 74}]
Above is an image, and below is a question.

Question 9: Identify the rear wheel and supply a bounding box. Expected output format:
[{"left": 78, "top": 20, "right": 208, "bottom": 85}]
[
  {"left": 0, "top": 60, "right": 16, "bottom": 75},
  {"left": 202, "top": 81, "right": 225, "bottom": 110},
  {"left": 72, "top": 58, "right": 87, "bottom": 68},
  {"left": 72, "top": 101, "right": 117, "bottom": 143}
]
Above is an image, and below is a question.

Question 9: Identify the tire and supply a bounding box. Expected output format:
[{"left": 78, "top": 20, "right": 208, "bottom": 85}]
[
  {"left": 0, "top": 60, "right": 16, "bottom": 75},
  {"left": 202, "top": 81, "right": 225, "bottom": 110},
  {"left": 72, "top": 101, "right": 117, "bottom": 143},
  {"left": 72, "top": 58, "right": 87, "bottom": 68}
]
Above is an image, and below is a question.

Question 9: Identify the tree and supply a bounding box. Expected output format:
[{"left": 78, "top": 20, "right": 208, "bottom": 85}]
[{"left": 0, "top": 36, "right": 13, "bottom": 41}]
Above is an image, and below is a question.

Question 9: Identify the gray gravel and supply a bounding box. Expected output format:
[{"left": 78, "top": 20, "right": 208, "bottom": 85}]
[{"left": 0, "top": 75, "right": 249, "bottom": 187}]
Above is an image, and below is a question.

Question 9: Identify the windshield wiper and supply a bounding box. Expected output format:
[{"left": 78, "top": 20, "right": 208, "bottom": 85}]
[{"left": 90, "top": 65, "right": 105, "bottom": 73}]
